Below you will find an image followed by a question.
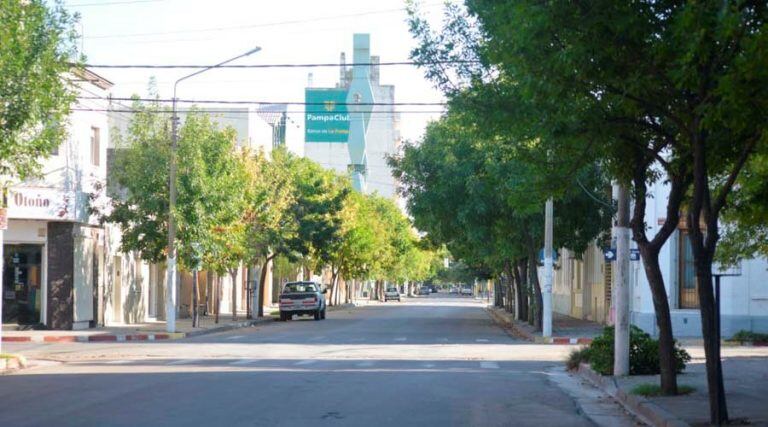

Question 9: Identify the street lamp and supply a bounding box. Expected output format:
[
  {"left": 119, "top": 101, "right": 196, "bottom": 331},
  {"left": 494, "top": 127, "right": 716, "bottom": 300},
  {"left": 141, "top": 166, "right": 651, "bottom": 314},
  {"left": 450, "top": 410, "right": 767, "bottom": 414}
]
[{"left": 165, "top": 46, "right": 261, "bottom": 333}]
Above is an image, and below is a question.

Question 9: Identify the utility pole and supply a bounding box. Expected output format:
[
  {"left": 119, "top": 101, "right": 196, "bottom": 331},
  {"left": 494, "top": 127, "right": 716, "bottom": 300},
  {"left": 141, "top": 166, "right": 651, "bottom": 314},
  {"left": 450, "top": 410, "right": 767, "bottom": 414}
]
[
  {"left": 543, "top": 198, "right": 553, "bottom": 337},
  {"left": 166, "top": 46, "right": 261, "bottom": 333},
  {"left": 614, "top": 183, "right": 630, "bottom": 376}
]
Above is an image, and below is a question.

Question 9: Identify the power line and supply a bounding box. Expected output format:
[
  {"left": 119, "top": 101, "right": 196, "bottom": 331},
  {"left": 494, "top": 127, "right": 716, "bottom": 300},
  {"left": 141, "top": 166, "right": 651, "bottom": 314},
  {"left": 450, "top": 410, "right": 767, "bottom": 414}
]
[
  {"left": 80, "top": 60, "right": 480, "bottom": 69},
  {"left": 78, "top": 95, "right": 446, "bottom": 107},
  {"left": 68, "top": 0, "right": 164, "bottom": 6},
  {"left": 71, "top": 107, "right": 445, "bottom": 115},
  {"left": 82, "top": 3, "right": 441, "bottom": 39}
]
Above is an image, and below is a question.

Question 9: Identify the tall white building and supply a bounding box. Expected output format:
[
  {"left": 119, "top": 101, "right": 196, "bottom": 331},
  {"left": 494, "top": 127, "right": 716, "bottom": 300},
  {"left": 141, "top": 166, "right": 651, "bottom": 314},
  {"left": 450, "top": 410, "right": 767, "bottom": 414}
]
[{"left": 303, "top": 38, "right": 401, "bottom": 199}]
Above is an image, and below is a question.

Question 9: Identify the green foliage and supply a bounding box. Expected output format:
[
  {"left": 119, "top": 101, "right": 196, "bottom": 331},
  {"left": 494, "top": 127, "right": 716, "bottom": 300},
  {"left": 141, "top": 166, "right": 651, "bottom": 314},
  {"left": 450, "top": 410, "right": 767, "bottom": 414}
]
[
  {"left": 0, "top": 0, "right": 81, "bottom": 182},
  {"left": 727, "top": 330, "right": 768, "bottom": 343},
  {"left": 631, "top": 383, "right": 695, "bottom": 397},
  {"left": 587, "top": 326, "right": 691, "bottom": 376},
  {"left": 107, "top": 102, "right": 247, "bottom": 273},
  {"left": 565, "top": 347, "right": 591, "bottom": 372}
]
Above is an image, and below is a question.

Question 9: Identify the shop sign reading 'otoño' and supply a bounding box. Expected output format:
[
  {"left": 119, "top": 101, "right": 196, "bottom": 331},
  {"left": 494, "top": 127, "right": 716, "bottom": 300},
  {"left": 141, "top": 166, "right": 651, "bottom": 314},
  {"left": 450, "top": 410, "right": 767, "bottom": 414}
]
[{"left": 7, "top": 187, "right": 76, "bottom": 221}]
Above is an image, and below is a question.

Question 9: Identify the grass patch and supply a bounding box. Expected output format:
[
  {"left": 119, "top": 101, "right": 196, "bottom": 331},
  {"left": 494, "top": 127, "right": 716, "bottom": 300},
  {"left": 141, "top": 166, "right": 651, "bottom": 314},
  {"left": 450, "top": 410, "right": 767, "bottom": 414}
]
[
  {"left": 0, "top": 354, "right": 16, "bottom": 360},
  {"left": 630, "top": 383, "right": 695, "bottom": 397},
  {"left": 269, "top": 310, "right": 280, "bottom": 316}
]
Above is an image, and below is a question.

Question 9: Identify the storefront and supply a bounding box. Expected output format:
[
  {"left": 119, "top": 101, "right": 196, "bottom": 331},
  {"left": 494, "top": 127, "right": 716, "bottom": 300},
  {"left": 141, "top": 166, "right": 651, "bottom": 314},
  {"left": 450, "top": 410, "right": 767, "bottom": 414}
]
[
  {"left": 2, "top": 244, "right": 43, "bottom": 326},
  {"left": 3, "top": 187, "right": 105, "bottom": 330}
]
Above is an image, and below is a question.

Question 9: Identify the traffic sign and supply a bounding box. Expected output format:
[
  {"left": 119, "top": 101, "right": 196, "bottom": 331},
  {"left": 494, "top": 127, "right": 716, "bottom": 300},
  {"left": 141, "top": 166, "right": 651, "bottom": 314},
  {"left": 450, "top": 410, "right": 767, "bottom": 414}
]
[
  {"left": 630, "top": 249, "right": 640, "bottom": 261},
  {"left": 538, "top": 248, "right": 558, "bottom": 263},
  {"left": 603, "top": 248, "right": 616, "bottom": 262}
]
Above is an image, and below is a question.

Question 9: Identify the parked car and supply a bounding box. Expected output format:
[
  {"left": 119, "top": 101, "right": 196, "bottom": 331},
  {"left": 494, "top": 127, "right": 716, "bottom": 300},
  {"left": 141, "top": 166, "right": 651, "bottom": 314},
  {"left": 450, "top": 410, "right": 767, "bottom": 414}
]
[
  {"left": 460, "top": 287, "right": 473, "bottom": 296},
  {"left": 428, "top": 285, "right": 438, "bottom": 293},
  {"left": 419, "top": 286, "right": 431, "bottom": 296},
  {"left": 279, "top": 281, "right": 327, "bottom": 321},
  {"left": 384, "top": 287, "right": 400, "bottom": 302}
]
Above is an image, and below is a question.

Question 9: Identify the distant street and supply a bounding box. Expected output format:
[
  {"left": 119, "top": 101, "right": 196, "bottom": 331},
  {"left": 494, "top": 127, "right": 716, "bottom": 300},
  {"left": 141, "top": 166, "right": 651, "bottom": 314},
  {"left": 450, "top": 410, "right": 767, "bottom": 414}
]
[{"left": 0, "top": 294, "right": 639, "bottom": 427}]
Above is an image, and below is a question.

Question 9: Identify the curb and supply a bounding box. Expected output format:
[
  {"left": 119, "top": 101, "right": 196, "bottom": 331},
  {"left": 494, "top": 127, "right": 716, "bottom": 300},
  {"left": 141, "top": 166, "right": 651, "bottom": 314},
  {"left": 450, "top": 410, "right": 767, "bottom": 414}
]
[
  {"left": 485, "top": 307, "right": 594, "bottom": 345},
  {"left": 1, "top": 317, "right": 273, "bottom": 344},
  {"left": 0, "top": 354, "right": 28, "bottom": 374},
  {"left": 577, "top": 363, "right": 690, "bottom": 427}
]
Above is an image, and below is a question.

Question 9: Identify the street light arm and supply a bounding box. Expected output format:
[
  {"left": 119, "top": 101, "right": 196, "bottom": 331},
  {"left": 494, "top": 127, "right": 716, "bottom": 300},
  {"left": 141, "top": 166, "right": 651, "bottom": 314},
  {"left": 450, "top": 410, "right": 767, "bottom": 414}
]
[{"left": 173, "top": 46, "right": 261, "bottom": 99}]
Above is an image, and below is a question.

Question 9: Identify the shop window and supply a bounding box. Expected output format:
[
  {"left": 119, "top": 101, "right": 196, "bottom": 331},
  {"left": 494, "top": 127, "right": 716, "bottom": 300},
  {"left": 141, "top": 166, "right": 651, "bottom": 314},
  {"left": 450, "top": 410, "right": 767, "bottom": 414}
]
[
  {"left": 90, "top": 127, "right": 100, "bottom": 166},
  {"left": 678, "top": 230, "right": 700, "bottom": 309}
]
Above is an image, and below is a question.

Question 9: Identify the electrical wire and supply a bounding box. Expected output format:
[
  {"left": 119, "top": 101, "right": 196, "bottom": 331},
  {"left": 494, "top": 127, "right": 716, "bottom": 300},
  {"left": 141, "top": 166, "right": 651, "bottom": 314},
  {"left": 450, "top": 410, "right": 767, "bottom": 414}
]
[
  {"left": 77, "top": 95, "right": 447, "bottom": 107},
  {"left": 71, "top": 107, "right": 443, "bottom": 114},
  {"left": 81, "top": 60, "right": 481, "bottom": 69},
  {"left": 82, "top": 3, "right": 443, "bottom": 39}
]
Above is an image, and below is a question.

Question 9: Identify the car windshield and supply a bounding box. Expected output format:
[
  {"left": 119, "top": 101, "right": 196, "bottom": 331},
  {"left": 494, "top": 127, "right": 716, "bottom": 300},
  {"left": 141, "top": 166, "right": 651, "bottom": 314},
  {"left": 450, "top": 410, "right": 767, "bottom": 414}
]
[
  {"left": 387, "top": 288, "right": 397, "bottom": 292},
  {"left": 283, "top": 283, "right": 317, "bottom": 293}
]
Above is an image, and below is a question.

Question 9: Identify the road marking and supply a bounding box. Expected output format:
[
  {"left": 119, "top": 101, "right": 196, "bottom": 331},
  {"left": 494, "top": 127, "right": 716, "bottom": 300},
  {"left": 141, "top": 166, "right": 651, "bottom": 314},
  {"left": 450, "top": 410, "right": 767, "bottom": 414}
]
[
  {"left": 393, "top": 337, "right": 407, "bottom": 342},
  {"left": 356, "top": 361, "right": 375, "bottom": 367},
  {"left": 423, "top": 363, "right": 436, "bottom": 368},
  {"left": 167, "top": 359, "right": 202, "bottom": 365},
  {"left": 104, "top": 360, "right": 129, "bottom": 365},
  {"left": 226, "top": 335, "right": 245, "bottom": 340},
  {"left": 230, "top": 359, "right": 258, "bottom": 366},
  {"left": 480, "top": 361, "right": 499, "bottom": 369},
  {"left": 294, "top": 360, "right": 316, "bottom": 366},
  {"left": 475, "top": 338, "right": 490, "bottom": 343}
]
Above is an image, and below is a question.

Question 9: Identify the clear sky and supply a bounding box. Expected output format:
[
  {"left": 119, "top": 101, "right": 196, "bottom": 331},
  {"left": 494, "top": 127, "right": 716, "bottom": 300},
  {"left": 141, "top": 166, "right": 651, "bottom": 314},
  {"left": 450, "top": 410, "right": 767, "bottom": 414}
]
[{"left": 64, "top": 0, "right": 449, "bottom": 152}]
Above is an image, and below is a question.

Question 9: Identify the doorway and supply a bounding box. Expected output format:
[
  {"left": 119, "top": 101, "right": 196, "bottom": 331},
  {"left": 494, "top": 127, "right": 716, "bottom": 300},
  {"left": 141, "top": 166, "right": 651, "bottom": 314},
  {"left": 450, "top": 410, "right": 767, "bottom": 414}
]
[
  {"left": 112, "top": 256, "right": 122, "bottom": 323},
  {"left": 2, "top": 244, "right": 44, "bottom": 326}
]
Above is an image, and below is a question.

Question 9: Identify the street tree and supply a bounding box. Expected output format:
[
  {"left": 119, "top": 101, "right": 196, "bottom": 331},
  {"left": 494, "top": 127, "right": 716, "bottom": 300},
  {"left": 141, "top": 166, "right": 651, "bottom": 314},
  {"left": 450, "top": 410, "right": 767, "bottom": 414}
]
[{"left": 0, "top": 0, "right": 80, "bottom": 182}]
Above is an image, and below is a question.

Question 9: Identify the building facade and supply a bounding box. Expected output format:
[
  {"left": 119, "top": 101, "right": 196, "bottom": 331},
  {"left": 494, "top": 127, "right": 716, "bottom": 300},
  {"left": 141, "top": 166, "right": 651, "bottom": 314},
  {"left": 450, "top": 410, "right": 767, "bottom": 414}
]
[
  {"left": 548, "top": 179, "right": 768, "bottom": 338},
  {"left": 2, "top": 69, "right": 111, "bottom": 330}
]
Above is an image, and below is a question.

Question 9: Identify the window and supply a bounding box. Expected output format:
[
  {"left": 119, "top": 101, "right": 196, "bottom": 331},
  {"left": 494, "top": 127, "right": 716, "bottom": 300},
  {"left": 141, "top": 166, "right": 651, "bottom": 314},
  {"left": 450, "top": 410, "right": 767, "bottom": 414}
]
[
  {"left": 678, "top": 230, "right": 700, "bottom": 309},
  {"left": 90, "top": 127, "right": 100, "bottom": 166}
]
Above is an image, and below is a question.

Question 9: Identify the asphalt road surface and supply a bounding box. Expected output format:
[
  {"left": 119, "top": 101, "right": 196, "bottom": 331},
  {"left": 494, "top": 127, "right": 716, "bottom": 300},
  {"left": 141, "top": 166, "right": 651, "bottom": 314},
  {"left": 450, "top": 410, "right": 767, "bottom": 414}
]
[{"left": 0, "top": 294, "right": 640, "bottom": 427}]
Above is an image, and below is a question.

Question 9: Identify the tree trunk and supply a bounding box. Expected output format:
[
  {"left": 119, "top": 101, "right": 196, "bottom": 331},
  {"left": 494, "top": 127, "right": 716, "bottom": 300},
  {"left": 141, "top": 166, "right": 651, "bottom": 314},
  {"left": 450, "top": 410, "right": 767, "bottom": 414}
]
[
  {"left": 528, "top": 244, "right": 543, "bottom": 331},
  {"left": 257, "top": 254, "right": 275, "bottom": 317},
  {"left": 630, "top": 167, "right": 689, "bottom": 396},
  {"left": 516, "top": 258, "right": 528, "bottom": 322},
  {"left": 214, "top": 275, "right": 221, "bottom": 324},
  {"left": 245, "top": 267, "right": 251, "bottom": 319},
  {"left": 231, "top": 270, "right": 238, "bottom": 321},
  {"left": 192, "top": 269, "right": 199, "bottom": 327}
]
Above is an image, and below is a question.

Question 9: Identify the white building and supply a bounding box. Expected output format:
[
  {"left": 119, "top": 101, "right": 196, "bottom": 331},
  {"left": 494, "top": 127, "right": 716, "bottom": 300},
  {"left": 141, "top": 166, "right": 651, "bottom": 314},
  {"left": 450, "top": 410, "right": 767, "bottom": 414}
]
[
  {"left": 2, "top": 69, "right": 112, "bottom": 330},
  {"left": 548, "top": 179, "right": 768, "bottom": 338},
  {"left": 304, "top": 47, "right": 401, "bottom": 200}
]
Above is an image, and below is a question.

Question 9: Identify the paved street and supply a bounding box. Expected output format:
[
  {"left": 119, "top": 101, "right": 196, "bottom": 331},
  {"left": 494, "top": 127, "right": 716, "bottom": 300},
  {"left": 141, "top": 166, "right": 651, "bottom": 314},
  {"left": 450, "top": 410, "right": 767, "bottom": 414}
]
[{"left": 1, "top": 295, "right": 637, "bottom": 427}]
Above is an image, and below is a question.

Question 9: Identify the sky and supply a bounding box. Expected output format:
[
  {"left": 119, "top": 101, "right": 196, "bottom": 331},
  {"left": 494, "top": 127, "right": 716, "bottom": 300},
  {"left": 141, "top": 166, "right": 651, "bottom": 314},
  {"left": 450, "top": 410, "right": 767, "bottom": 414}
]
[{"left": 64, "top": 0, "right": 450, "bottom": 152}]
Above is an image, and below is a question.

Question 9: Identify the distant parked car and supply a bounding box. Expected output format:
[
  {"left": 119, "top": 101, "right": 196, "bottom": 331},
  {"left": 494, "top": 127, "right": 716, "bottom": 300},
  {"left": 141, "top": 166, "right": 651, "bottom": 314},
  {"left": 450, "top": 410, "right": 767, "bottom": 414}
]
[
  {"left": 419, "top": 286, "right": 431, "bottom": 296},
  {"left": 279, "top": 281, "right": 327, "bottom": 321},
  {"left": 449, "top": 287, "right": 459, "bottom": 294},
  {"left": 460, "top": 287, "right": 473, "bottom": 296},
  {"left": 428, "top": 285, "right": 438, "bottom": 293},
  {"left": 384, "top": 287, "right": 401, "bottom": 302}
]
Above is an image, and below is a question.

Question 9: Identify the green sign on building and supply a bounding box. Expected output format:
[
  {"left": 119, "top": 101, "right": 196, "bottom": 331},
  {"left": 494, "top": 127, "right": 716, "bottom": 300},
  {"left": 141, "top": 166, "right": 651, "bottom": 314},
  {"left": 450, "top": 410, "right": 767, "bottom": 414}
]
[{"left": 305, "top": 88, "right": 350, "bottom": 143}]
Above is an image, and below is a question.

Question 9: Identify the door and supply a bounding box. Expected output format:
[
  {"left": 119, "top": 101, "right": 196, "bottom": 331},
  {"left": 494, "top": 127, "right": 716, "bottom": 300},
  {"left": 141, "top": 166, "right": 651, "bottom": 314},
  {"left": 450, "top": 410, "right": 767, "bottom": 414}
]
[
  {"left": 2, "top": 244, "right": 43, "bottom": 326},
  {"left": 112, "top": 256, "right": 122, "bottom": 323}
]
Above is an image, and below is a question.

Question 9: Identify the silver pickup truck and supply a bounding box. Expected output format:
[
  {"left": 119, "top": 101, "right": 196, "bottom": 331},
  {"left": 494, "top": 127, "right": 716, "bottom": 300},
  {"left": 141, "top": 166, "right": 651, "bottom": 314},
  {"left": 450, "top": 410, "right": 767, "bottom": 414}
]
[{"left": 279, "top": 281, "right": 327, "bottom": 321}]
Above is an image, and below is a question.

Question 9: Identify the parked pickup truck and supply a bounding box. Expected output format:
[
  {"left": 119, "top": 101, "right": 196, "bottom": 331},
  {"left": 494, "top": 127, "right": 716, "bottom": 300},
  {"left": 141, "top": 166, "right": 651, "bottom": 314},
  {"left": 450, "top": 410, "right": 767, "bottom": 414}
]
[{"left": 279, "top": 281, "right": 327, "bottom": 321}]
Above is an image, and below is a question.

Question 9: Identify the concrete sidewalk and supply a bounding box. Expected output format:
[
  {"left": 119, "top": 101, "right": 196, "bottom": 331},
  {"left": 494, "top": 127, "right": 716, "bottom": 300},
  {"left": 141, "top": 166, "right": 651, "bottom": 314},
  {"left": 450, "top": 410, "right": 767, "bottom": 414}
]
[
  {"left": 487, "top": 306, "right": 603, "bottom": 344},
  {"left": 1, "top": 301, "right": 372, "bottom": 344},
  {"left": 1, "top": 315, "right": 275, "bottom": 343},
  {"left": 579, "top": 348, "right": 768, "bottom": 427}
]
